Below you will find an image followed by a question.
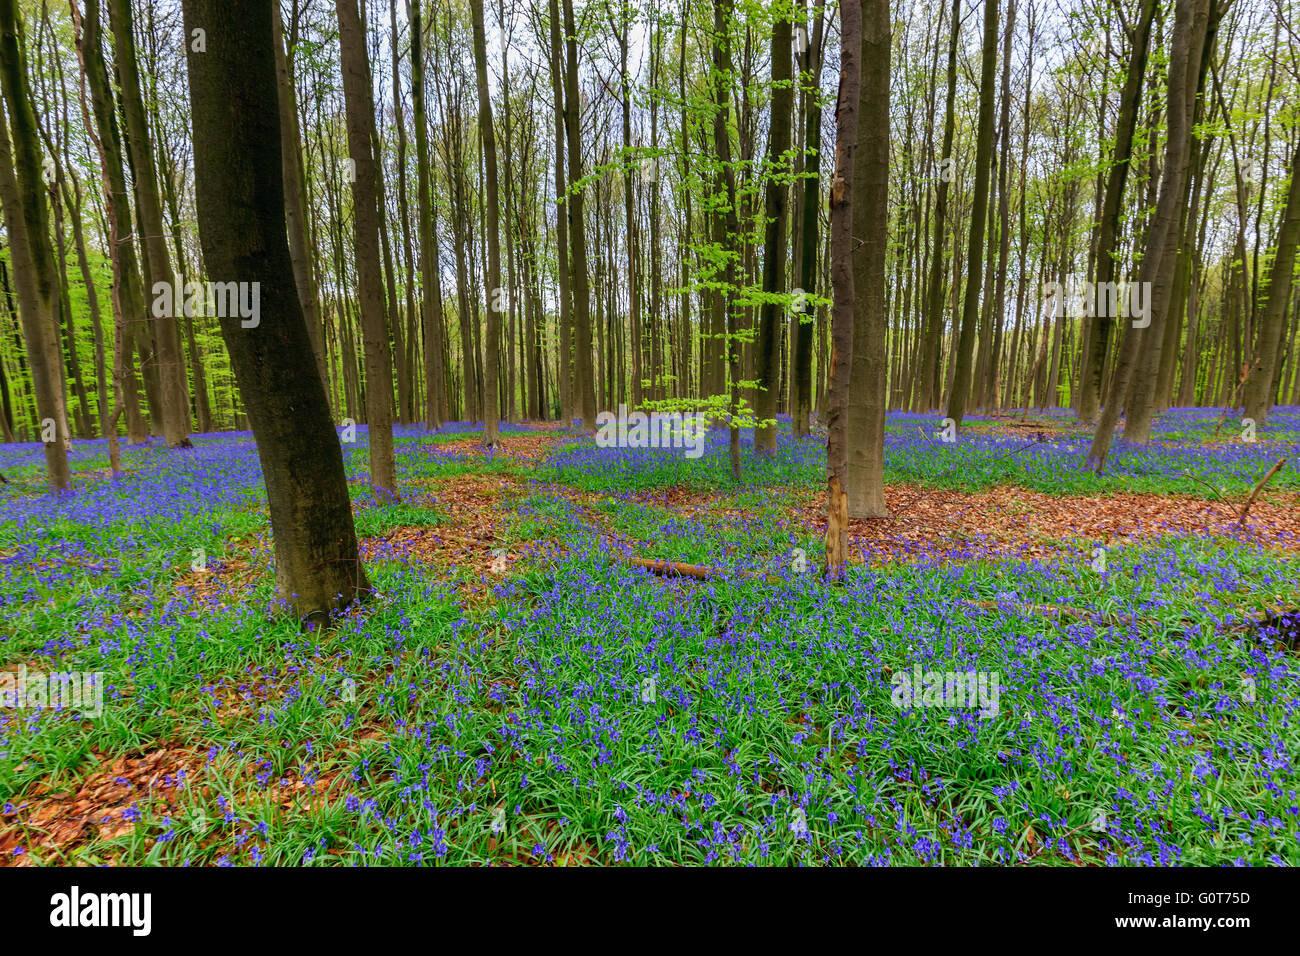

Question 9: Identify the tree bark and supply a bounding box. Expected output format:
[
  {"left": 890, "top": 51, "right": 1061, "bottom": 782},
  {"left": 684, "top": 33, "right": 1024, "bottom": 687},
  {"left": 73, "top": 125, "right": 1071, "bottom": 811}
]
[
  {"left": 560, "top": 0, "right": 598, "bottom": 429},
  {"left": 337, "top": 0, "right": 397, "bottom": 496},
  {"left": 471, "top": 0, "right": 502, "bottom": 445},
  {"left": 108, "top": 0, "right": 190, "bottom": 447},
  {"left": 918, "top": 0, "right": 960, "bottom": 412},
  {"left": 753, "top": 7, "right": 793, "bottom": 453},
  {"left": 826, "top": 0, "right": 861, "bottom": 581},
  {"left": 272, "top": 0, "right": 329, "bottom": 398},
  {"left": 409, "top": 0, "right": 446, "bottom": 429},
  {"left": 0, "top": 0, "right": 69, "bottom": 490},
  {"left": 182, "top": 0, "right": 369, "bottom": 622},
  {"left": 945, "top": 0, "right": 1000, "bottom": 429},
  {"left": 791, "top": 2, "right": 824, "bottom": 436},
  {"left": 1243, "top": 136, "right": 1300, "bottom": 426},
  {"left": 1091, "top": 0, "right": 1212, "bottom": 465},
  {"left": 1077, "top": 0, "right": 1157, "bottom": 423},
  {"left": 846, "top": 0, "right": 890, "bottom": 518}
]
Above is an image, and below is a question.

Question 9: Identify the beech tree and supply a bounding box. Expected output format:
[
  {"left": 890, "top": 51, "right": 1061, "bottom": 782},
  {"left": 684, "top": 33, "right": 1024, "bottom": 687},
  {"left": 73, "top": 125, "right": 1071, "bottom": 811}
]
[
  {"left": 471, "top": 0, "right": 503, "bottom": 446},
  {"left": 753, "top": 6, "right": 793, "bottom": 454},
  {"left": 826, "top": 0, "right": 862, "bottom": 580},
  {"left": 0, "top": 0, "right": 68, "bottom": 491},
  {"left": 846, "top": 0, "right": 891, "bottom": 520},
  {"left": 182, "top": 0, "right": 369, "bottom": 622},
  {"left": 945, "top": 0, "right": 1000, "bottom": 430},
  {"left": 1243, "top": 137, "right": 1300, "bottom": 426},
  {"left": 336, "top": 0, "right": 398, "bottom": 497},
  {"left": 108, "top": 0, "right": 191, "bottom": 447}
]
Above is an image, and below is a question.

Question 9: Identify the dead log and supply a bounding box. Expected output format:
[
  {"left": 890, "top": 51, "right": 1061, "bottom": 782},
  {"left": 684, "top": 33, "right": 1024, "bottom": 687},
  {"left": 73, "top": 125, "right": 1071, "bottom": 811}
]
[{"left": 625, "top": 557, "right": 716, "bottom": 580}]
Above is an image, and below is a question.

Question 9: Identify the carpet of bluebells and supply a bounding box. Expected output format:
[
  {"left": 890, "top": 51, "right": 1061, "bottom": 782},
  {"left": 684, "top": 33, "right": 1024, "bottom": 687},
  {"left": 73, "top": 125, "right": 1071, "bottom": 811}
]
[{"left": 0, "top": 408, "right": 1297, "bottom": 865}]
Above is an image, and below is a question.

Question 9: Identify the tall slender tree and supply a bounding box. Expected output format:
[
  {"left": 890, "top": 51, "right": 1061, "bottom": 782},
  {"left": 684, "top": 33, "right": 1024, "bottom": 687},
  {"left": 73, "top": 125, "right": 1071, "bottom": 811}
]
[
  {"left": 1077, "top": 0, "right": 1157, "bottom": 423},
  {"left": 846, "top": 0, "right": 891, "bottom": 518},
  {"left": 946, "top": 0, "right": 1001, "bottom": 429},
  {"left": 791, "top": 1, "right": 825, "bottom": 437},
  {"left": 1243, "top": 136, "right": 1300, "bottom": 426},
  {"left": 108, "top": 0, "right": 191, "bottom": 447},
  {"left": 471, "top": 0, "right": 503, "bottom": 445},
  {"left": 409, "top": 0, "right": 446, "bottom": 430},
  {"left": 0, "top": 0, "right": 69, "bottom": 491},
  {"left": 754, "top": 5, "right": 793, "bottom": 454},
  {"left": 561, "top": 0, "right": 598, "bottom": 429},
  {"left": 826, "top": 0, "right": 862, "bottom": 580},
  {"left": 182, "top": 0, "right": 369, "bottom": 622},
  {"left": 918, "top": 0, "right": 960, "bottom": 411},
  {"left": 336, "top": 0, "right": 398, "bottom": 496}
]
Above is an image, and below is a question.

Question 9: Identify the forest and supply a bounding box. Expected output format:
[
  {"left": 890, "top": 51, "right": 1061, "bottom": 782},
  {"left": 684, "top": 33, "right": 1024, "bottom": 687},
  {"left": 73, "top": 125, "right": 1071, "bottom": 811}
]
[{"left": 0, "top": 0, "right": 1296, "bottom": 871}]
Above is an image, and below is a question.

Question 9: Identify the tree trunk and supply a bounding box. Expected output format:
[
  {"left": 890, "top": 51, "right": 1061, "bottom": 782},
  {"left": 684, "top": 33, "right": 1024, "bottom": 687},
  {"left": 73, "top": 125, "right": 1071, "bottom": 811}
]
[
  {"left": 0, "top": 0, "right": 69, "bottom": 490},
  {"left": 182, "top": 0, "right": 369, "bottom": 624},
  {"left": 272, "top": 0, "right": 329, "bottom": 398},
  {"left": 561, "top": 0, "right": 598, "bottom": 429},
  {"left": 1122, "top": 0, "right": 1215, "bottom": 441},
  {"left": 409, "top": 0, "right": 445, "bottom": 429},
  {"left": 826, "top": 0, "right": 861, "bottom": 580},
  {"left": 1243, "top": 136, "right": 1300, "bottom": 425},
  {"left": 791, "top": 2, "right": 825, "bottom": 436},
  {"left": 337, "top": 0, "right": 398, "bottom": 497},
  {"left": 547, "top": 0, "right": 572, "bottom": 426},
  {"left": 71, "top": 0, "right": 147, "bottom": 445},
  {"left": 471, "top": 0, "right": 503, "bottom": 445},
  {"left": 754, "top": 8, "right": 793, "bottom": 453},
  {"left": 846, "top": 0, "right": 890, "bottom": 519},
  {"left": 712, "top": 0, "right": 741, "bottom": 483},
  {"left": 1091, "top": 0, "right": 1212, "bottom": 464},
  {"left": 945, "top": 0, "right": 1000, "bottom": 429},
  {"left": 108, "top": 0, "right": 191, "bottom": 447},
  {"left": 1077, "top": 0, "right": 1156, "bottom": 423},
  {"left": 918, "top": 0, "right": 959, "bottom": 412}
]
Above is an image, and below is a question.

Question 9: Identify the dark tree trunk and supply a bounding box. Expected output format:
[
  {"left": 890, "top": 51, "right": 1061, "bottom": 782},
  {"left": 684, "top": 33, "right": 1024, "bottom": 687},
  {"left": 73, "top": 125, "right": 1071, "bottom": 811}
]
[
  {"left": 336, "top": 0, "right": 398, "bottom": 496},
  {"left": 0, "top": 0, "right": 70, "bottom": 491},
  {"left": 846, "top": 0, "right": 890, "bottom": 518},
  {"left": 409, "top": 0, "right": 446, "bottom": 429},
  {"left": 547, "top": 0, "right": 573, "bottom": 426},
  {"left": 918, "top": 0, "right": 960, "bottom": 412},
  {"left": 826, "top": 0, "right": 861, "bottom": 580},
  {"left": 272, "top": 0, "right": 329, "bottom": 397},
  {"left": 108, "top": 0, "right": 191, "bottom": 447},
  {"left": 753, "top": 8, "right": 794, "bottom": 453},
  {"left": 791, "top": 2, "right": 824, "bottom": 436},
  {"left": 471, "top": 0, "right": 502, "bottom": 445},
  {"left": 1077, "top": 0, "right": 1157, "bottom": 423},
  {"left": 1091, "top": 0, "right": 1213, "bottom": 464},
  {"left": 1243, "top": 136, "right": 1300, "bottom": 425},
  {"left": 181, "top": 0, "right": 369, "bottom": 623},
  {"left": 945, "top": 0, "right": 1000, "bottom": 429},
  {"left": 712, "top": 0, "right": 741, "bottom": 482},
  {"left": 561, "top": 0, "right": 598, "bottom": 429}
]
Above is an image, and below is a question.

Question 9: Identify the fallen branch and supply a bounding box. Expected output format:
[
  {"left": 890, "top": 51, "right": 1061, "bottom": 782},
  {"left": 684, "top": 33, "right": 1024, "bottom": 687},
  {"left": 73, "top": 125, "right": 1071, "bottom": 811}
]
[
  {"left": 1238, "top": 457, "right": 1288, "bottom": 527},
  {"left": 1180, "top": 470, "right": 1239, "bottom": 525},
  {"left": 625, "top": 556, "right": 715, "bottom": 580}
]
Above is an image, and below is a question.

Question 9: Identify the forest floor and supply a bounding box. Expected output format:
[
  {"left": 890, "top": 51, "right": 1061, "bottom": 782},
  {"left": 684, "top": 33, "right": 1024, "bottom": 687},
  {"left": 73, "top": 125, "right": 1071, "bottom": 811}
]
[{"left": 0, "top": 408, "right": 1297, "bottom": 865}]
